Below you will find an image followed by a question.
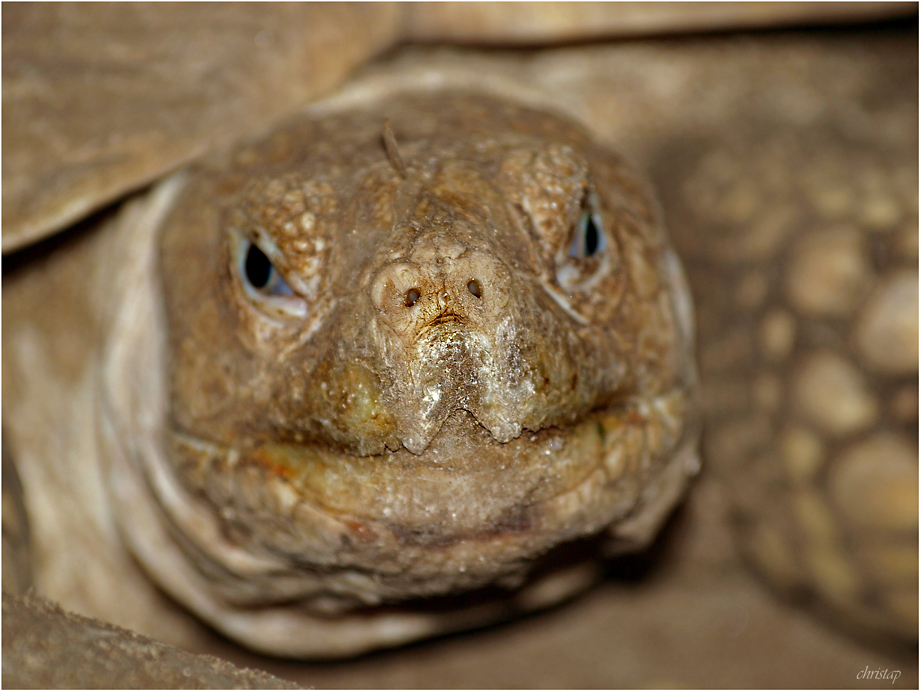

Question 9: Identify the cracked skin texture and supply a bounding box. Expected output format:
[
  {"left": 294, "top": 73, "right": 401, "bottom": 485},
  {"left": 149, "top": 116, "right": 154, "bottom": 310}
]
[{"left": 104, "top": 93, "right": 699, "bottom": 656}]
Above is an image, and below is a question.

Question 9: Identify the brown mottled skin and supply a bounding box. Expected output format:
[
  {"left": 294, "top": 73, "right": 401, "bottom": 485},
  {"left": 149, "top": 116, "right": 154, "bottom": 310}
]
[{"left": 93, "top": 93, "right": 697, "bottom": 656}]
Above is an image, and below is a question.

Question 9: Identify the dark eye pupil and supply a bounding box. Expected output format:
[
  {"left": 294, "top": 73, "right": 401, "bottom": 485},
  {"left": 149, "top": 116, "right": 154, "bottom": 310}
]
[
  {"left": 570, "top": 210, "right": 604, "bottom": 260},
  {"left": 245, "top": 244, "right": 273, "bottom": 289},
  {"left": 583, "top": 215, "right": 600, "bottom": 256}
]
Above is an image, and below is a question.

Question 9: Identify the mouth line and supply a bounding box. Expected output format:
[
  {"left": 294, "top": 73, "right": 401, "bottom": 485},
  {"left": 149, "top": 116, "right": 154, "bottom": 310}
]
[
  {"left": 408, "top": 312, "right": 470, "bottom": 350},
  {"left": 167, "top": 409, "right": 614, "bottom": 531},
  {"left": 421, "top": 312, "right": 466, "bottom": 331}
]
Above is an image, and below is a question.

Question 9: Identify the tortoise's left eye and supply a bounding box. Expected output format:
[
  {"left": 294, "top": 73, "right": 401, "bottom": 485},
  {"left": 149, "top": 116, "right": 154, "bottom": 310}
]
[
  {"left": 556, "top": 190, "right": 611, "bottom": 291},
  {"left": 569, "top": 203, "right": 606, "bottom": 259}
]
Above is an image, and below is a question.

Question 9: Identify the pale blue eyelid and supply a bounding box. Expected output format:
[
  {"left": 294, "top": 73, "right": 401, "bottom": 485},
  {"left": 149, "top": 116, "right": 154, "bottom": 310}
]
[
  {"left": 568, "top": 219, "right": 584, "bottom": 258},
  {"left": 265, "top": 270, "right": 295, "bottom": 296},
  {"left": 590, "top": 211, "right": 606, "bottom": 252}
]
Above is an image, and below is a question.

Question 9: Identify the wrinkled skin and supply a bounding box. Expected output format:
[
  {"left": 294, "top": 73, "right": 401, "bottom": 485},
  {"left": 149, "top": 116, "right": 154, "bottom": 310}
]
[{"left": 98, "top": 93, "right": 698, "bottom": 656}]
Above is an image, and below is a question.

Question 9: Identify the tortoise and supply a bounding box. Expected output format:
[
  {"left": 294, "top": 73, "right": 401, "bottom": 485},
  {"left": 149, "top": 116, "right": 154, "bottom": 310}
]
[{"left": 3, "top": 4, "right": 917, "bottom": 688}]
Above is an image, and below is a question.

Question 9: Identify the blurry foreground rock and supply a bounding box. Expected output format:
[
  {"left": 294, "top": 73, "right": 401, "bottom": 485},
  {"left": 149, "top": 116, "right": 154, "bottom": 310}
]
[{"left": 2, "top": 593, "right": 300, "bottom": 690}]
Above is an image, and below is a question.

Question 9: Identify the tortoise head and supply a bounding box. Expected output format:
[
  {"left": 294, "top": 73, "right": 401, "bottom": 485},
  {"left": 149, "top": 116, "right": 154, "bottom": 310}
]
[{"left": 116, "top": 93, "right": 697, "bottom": 655}]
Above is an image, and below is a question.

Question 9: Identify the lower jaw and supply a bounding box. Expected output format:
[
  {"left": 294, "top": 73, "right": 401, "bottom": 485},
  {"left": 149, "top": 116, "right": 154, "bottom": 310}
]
[
  {"left": 161, "top": 403, "right": 669, "bottom": 609},
  {"left": 107, "top": 411, "right": 612, "bottom": 657},
  {"left": 106, "top": 383, "right": 689, "bottom": 656}
]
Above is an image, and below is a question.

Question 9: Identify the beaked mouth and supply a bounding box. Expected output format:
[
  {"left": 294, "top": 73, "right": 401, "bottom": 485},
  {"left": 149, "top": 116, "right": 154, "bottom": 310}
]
[
  {"left": 167, "top": 405, "right": 619, "bottom": 543},
  {"left": 159, "top": 386, "right": 689, "bottom": 607}
]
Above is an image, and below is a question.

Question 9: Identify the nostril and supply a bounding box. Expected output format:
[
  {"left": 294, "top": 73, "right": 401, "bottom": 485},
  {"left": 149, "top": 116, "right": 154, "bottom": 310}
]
[
  {"left": 405, "top": 287, "right": 421, "bottom": 307},
  {"left": 467, "top": 279, "right": 482, "bottom": 299}
]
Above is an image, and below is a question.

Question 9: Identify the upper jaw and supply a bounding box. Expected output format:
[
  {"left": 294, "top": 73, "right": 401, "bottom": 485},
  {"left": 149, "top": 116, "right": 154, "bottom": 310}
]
[{"left": 271, "top": 270, "right": 625, "bottom": 458}]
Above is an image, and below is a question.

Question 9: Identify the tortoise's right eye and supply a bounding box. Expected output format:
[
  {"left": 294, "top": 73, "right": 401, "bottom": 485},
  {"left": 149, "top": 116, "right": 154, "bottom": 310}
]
[
  {"left": 236, "top": 236, "right": 307, "bottom": 320},
  {"left": 243, "top": 242, "right": 294, "bottom": 296}
]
